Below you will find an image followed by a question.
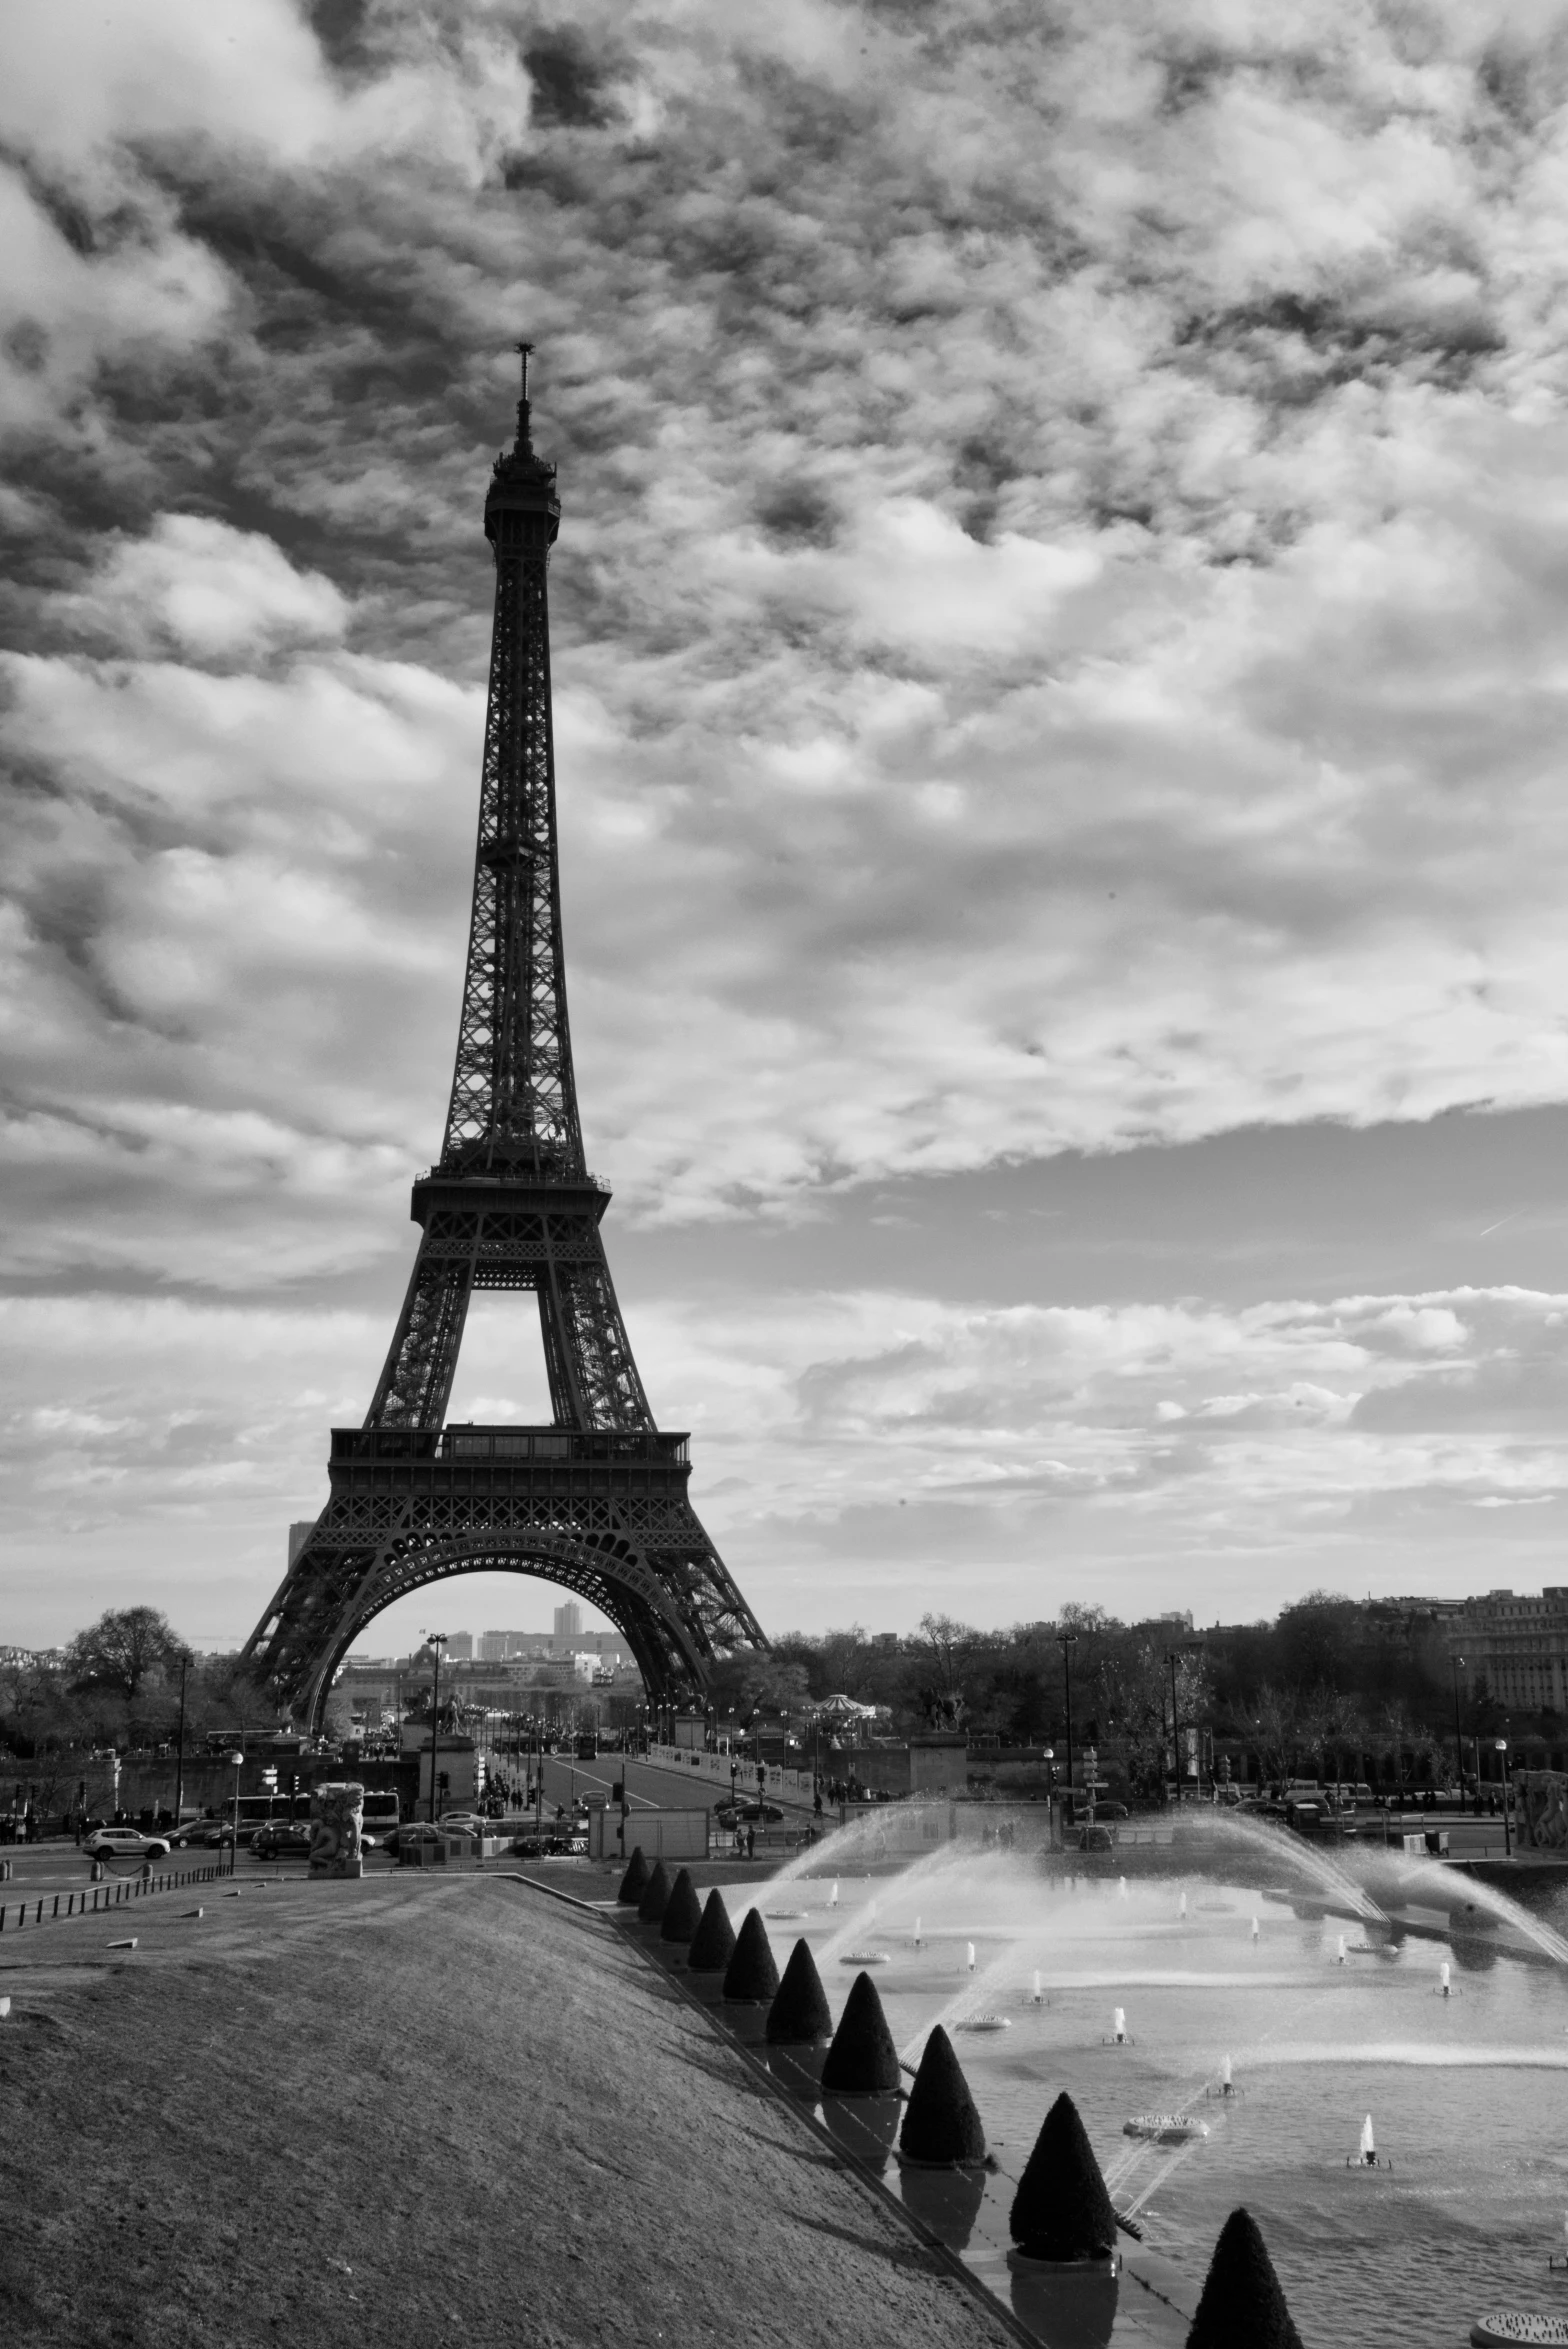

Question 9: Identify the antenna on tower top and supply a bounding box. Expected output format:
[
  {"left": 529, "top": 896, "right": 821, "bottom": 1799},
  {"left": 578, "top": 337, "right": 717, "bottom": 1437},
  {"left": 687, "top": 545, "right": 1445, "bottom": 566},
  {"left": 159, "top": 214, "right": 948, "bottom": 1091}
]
[{"left": 515, "top": 339, "right": 535, "bottom": 449}]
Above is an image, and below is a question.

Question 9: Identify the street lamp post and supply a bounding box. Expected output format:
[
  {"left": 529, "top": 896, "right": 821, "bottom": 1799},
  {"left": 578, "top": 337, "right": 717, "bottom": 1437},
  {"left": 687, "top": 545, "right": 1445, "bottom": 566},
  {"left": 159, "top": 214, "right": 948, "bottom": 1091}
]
[
  {"left": 173, "top": 1653, "right": 189, "bottom": 1830},
  {"left": 424, "top": 1632, "right": 448, "bottom": 1823},
  {"left": 1056, "top": 1633, "right": 1078, "bottom": 1820},
  {"left": 226, "top": 1751, "right": 244, "bottom": 1875},
  {"left": 1496, "top": 1740, "right": 1513, "bottom": 1858},
  {"left": 1450, "top": 1653, "right": 1466, "bottom": 1805},
  {"left": 1166, "top": 1649, "right": 1186, "bottom": 1806}
]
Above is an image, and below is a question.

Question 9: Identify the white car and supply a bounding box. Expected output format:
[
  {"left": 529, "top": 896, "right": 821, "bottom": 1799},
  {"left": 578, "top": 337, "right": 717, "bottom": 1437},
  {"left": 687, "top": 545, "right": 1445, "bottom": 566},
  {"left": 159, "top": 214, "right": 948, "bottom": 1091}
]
[
  {"left": 436, "top": 1813, "right": 487, "bottom": 1837},
  {"left": 84, "top": 1827, "right": 171, "bottom": 1862}
]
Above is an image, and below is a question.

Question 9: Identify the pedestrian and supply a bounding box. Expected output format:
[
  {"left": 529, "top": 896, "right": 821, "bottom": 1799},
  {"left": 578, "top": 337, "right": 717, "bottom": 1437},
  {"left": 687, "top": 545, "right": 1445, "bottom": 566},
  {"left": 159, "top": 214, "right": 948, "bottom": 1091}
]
[{"left": 746, "top": 1824, "right": 755, "bottom": 1861}]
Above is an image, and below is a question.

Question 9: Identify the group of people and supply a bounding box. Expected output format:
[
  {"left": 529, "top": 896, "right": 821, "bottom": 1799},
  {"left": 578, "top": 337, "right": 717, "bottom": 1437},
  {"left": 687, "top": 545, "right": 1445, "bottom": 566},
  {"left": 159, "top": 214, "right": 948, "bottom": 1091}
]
[{"left": 820, "top": 1777, "right": 891, "bottom": 1807}]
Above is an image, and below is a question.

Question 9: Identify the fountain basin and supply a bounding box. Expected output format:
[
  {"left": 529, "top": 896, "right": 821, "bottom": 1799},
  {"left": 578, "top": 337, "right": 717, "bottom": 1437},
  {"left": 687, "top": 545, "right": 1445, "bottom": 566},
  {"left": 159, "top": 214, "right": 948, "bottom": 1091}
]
[{"left": 1122, "top": 2112, "right": 1209, "bottom": 2144}]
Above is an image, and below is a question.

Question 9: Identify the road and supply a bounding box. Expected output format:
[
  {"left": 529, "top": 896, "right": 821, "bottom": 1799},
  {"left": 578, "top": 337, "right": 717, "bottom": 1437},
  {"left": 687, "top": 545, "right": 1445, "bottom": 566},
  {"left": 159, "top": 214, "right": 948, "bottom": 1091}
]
[{"left": 525, "top": 1752, "right": 715, "bottom": 1819}]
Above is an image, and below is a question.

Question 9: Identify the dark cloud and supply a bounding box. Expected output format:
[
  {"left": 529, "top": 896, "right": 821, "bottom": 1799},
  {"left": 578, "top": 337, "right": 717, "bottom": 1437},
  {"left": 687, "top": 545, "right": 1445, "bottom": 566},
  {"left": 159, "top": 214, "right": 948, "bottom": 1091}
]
[{"left": 521, "top": 26, "right": 619, "bottom": 130}]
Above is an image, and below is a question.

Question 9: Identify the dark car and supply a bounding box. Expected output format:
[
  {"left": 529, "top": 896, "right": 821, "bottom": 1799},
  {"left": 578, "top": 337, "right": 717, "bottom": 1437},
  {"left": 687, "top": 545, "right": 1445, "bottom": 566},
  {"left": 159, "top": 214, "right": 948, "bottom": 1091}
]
[
  {"left": 1074, "top": 1822, "right": 1118, "bottom": 1853},
  {"left": 252, "top": 1821, "right": 313, "bottom": 1861},
  {"left": 714, "top": 1800, "right": 785, "bottom": 1829},
  {"left": 170, "top": 1819, "right": 235, "bottom": 1849}
]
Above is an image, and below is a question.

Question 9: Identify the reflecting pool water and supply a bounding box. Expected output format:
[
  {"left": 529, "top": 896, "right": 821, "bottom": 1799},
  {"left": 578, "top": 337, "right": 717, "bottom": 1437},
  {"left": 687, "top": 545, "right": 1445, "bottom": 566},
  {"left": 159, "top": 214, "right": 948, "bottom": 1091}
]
[{"left": 710, "top": 1837, "right": 1568, "bottom": 2348}]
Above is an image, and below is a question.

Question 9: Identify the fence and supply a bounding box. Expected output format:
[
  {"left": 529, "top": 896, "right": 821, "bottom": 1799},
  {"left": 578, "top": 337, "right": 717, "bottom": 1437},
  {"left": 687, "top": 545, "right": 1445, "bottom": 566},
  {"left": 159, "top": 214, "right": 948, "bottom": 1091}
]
[
  {"left": 643, "top": 1743, "right": 818, "bottom": 1810},
  {"left": 0, "top": 1861, "right": 230, "bottom": 1935}
]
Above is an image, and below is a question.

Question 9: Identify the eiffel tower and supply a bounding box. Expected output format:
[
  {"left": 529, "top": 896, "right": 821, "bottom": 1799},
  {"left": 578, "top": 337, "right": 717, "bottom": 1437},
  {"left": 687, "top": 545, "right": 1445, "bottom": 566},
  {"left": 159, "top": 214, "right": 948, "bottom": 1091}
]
[{"left": 241, "top": 351, "right": 768, "bottom": 1730}]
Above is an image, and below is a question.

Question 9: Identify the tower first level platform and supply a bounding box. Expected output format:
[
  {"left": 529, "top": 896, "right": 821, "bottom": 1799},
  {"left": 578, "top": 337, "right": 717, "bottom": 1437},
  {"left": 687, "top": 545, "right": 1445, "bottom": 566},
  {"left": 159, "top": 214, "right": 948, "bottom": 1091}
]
[{"left": 253, "top": 1421, "right": 748, "bottom": 1733}]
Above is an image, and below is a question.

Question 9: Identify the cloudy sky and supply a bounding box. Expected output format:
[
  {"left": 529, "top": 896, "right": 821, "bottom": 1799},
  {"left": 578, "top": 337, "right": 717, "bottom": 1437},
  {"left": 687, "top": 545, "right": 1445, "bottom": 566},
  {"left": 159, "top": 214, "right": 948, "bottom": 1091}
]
[{"left": 7, "top": 0, "right": 1568, "bottom": 1655}]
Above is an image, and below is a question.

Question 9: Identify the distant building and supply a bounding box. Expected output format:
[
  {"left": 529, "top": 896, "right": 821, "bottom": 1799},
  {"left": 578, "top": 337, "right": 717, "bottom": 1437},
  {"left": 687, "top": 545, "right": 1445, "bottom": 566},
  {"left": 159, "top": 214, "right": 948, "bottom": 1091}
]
[
  {"left": 1452, "top": 1589, "right": 1568, "bottom": 1715},
  {"left": 288, "top": 1521, "right": 315, "bottom": 1567},
  {"left": 445, "top": 1632, "right": 474, "bottom": 1660},
  {"left": 554, "top": 1601, "right": 583, "bottom": 1638}
]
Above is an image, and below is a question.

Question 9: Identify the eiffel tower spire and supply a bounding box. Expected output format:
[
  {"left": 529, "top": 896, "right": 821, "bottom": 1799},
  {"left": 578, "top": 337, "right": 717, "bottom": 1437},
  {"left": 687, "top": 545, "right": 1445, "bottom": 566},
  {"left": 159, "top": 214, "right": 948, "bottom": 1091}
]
[{"left": 240, "top": 353, "right": 767, "bottom": 1726}]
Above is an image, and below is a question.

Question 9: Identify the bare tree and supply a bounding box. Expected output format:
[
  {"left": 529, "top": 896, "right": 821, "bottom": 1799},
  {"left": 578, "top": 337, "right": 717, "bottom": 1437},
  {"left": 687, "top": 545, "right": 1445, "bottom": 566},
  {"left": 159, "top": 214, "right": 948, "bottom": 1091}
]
[
  {"left": 910, "top": 1614, "right": 977, "bottom": 1730},
  {"left": 64, "top": 1608, "right": 187, "bottom": 1704},
  {"left": 1254, "top": 1684, "right": 1299, "bottom": 1784}
]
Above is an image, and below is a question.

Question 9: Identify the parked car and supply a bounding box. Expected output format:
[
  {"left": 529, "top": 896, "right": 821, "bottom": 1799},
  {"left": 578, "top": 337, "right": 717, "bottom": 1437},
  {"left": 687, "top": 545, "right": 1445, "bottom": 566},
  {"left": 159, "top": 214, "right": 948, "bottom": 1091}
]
[
  {"left": 84, "top": 1827, "right": 171, "bottom": 1862},
  {"left": 435, "top": 1813, "right": 487, "bottom": 1837}
]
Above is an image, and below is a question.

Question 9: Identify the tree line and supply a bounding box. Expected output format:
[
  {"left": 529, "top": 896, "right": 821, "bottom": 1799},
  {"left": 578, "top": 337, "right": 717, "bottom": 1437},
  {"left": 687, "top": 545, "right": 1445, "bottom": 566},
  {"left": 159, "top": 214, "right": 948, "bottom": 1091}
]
[
  {"left": 0, "top": 1607, "right": 289, "bottom": 1770},
  {"left": 705, "top": 1591, "right": 1493, "bottom": 1787},
  {"left": 2, "top": 1590, "right": 1511, "bottom": 1793}
]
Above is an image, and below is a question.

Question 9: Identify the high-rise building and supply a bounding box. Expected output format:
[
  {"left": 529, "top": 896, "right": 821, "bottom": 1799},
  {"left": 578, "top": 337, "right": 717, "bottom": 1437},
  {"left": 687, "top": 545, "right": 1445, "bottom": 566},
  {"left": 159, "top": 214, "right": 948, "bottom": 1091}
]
[
  {"left": 478, "top": 1631, "right": 510, "bottom": 1661},
  {"left": 445, "top": 1632, "right": 474, "bottom": 1660},
  {"left": 288, "top": 1522, "right": 315, "bottom": 1567},
  {"left": 554, "top": 1601, "right": 582, "bottom": 1638}
]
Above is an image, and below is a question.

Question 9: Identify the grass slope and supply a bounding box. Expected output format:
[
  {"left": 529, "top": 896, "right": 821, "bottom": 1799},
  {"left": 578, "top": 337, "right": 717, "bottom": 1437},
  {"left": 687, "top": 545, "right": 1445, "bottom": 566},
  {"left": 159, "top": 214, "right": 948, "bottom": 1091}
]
[{"left": 0, "top": 1875, "right": 1015, "bottom": 2349}]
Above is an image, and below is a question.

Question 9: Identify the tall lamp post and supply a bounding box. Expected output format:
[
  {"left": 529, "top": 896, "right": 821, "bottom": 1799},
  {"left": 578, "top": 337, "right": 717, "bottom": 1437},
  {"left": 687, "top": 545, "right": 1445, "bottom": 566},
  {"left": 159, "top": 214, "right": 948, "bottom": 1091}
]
[
  {"left": 424, "top": 1631, "right": 448, "bottom": 1823},
  {"left": 1166, "top": 1650, "right": 1183, "bottom": 1806},
  {"left": 173, "top": 1653, "right": 189, "bottom": 1829},
  {"left": 226, "top": 1750, "right": 244, "bottom": 1876},
  {"left": 1056, "top": 1633, "right": 1078, "bottom": 1816},
  {"left": 1496, "top": 1739, "right": 1513, "bottom": 1858},
  {"left": 1450, "top": 1653, "right": 1466, "bottom": 1804}
]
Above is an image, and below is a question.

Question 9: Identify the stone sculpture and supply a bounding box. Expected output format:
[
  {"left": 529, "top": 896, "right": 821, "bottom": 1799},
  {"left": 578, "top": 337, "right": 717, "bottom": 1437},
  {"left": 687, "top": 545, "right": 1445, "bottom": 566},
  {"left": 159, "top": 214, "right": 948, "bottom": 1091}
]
[{"left": 309, "top": 1781, "right": 364, "bottom": 1879}]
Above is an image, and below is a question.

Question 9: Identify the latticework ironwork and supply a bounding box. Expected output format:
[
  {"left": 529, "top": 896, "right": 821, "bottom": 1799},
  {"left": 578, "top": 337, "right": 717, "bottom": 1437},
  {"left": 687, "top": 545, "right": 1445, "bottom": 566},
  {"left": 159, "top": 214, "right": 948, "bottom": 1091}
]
[{"left": 240, "top": 353, "right": 767, "bottom": 1727}]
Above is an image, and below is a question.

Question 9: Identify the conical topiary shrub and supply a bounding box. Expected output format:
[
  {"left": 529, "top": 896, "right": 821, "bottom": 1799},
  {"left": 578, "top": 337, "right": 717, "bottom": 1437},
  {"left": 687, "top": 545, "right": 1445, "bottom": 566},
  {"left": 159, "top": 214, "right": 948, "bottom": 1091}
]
[
  {"left": 821, "top": 1969, "right": 900, "bottom": 2094},
  {"left": 1185, "top": 2208, "right": 1304, "bottom": 2349},
  {"left": 722, "top": 1908, "right": 780, "bottom": 2003},
  {"left": 687, "top": 1888, "right": 737, "bottom": 1974},
  {"left": 660, "top": 1866, "right": 705, "bottom": 1944},
  {"left": 617, "top": 1847, "right": 650, "bottom": 1904},
  {"left": 766, "top": 1938, "right": 833, "bottom": 2045},
  {"left": 1009, "top": 2091, "right": 1117, "bottom": 2263},
  {"left": 637, "top": 1856, "right": 674, "bottom": 1925},
  {"left": 899, "top": 2025, "right": 986, "bottom": 2165}
]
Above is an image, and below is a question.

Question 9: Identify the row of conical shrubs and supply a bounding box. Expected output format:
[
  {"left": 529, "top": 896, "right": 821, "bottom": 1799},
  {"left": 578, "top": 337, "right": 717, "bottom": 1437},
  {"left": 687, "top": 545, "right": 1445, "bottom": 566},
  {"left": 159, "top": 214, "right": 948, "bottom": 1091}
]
[{"left": 616, "top": 1852, "right": 1302, "bottom": 2345}]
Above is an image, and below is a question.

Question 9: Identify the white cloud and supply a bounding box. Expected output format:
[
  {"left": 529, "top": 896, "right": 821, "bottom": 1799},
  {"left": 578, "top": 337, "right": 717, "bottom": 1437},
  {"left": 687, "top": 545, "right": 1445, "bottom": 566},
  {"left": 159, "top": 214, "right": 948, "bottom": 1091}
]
[
  {"left": 58, "top": 515, "right": 348, "bottom": 660},
  {"left": 12, "top": 1, "right": 1568, "bottom": 1636}
]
